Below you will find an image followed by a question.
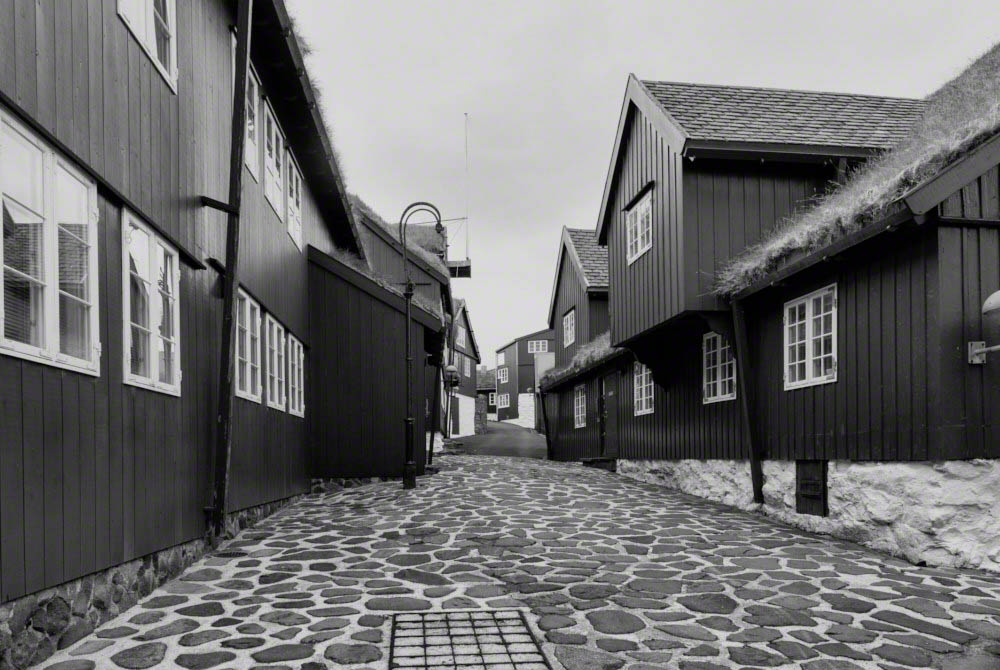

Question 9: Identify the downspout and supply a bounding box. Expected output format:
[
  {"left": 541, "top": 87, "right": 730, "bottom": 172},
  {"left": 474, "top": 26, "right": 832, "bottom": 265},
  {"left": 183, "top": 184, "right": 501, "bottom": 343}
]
[
  {"left": 731, "top": 298, "right": 764, "bottom": 504},
  {"left": 210, "top": 0, "right": 253, "bottom": 537}
]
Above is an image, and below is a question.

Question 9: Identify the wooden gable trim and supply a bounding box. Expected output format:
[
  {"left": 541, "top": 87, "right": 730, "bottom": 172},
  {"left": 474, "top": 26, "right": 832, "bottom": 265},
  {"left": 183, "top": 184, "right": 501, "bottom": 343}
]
[
  {"left": 903, "top": 132, "right": 1000, "bottom": 215},
  {"left": 307, "top": 246, "right": 441, "bottom": 330},
  {"left": 496, "top": 327, "right": 553, "bottom": 355},
  {"left": 452, "top": 302, "right": 482, "bottom": 363},
  {"left": 683, "top": 139, "right": 877, "bottom": 162},
  {"left": 596, "top": 75, "right": 688, "bottom": 243},
  {"left": 546, "top": 228, "right": 592, "bottom": 327}
]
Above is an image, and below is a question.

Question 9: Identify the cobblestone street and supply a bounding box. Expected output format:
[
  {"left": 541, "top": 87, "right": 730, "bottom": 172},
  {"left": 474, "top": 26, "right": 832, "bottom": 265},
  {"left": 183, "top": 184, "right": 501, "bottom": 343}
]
[{"left": 43, "top": 456, "right": 1000, "bottom": 670}]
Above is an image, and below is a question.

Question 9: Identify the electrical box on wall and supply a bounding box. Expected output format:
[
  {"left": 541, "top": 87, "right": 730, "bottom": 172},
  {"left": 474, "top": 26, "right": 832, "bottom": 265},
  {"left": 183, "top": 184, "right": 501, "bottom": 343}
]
[{"left": 796, "top": 460, "right": 828, "bottom": 517}]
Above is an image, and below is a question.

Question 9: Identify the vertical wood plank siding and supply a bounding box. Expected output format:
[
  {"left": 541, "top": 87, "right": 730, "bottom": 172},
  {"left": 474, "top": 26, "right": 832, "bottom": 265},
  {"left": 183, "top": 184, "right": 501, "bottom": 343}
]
[
  {"left": 607, "top": 109, "right": 683, "bottom": 345},
  {"left": 554, "top": 249, "right": 588, "bottom": 367},
  {"left": 0, "top": 1, "right": 347, "bottom": 603},
  {"left": 308, "top": 259, "right": 429, "bottom": 478},
  {"left": 548, "top": 376, "right": 603, "bottom": 461},
  {"left": 939, "top": 166, "right": 1000, "bottom": 219},
  {"left": 496, "top": 343, "right": 518, "bottom": 421}
]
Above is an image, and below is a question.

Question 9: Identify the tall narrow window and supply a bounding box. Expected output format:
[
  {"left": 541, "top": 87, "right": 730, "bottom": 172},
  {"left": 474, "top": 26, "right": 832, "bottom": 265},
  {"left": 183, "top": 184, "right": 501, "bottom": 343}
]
[
  {"left": 574, "top": 384, "right": 586, "bottom": 428},
  {"left": 455, "top": 324, "right": 467, "bottom": 348},
  {"left": 563, "top": 308, "right": 576, "bottom": 347},
  {"left": 123, "top": 211, "right": 180, "bottom": 394},
  {"left": 287, "top": 333, "right": 305, "bottom": 417},
  {"left": 118, "top": 0, "right": 177, "bottom": 88},
  {"left": 703, "top": 332, "right": 736, "bottom": 403},
  {"left": 245, "top": 69, "right": 261, "bottom": 179},
  {"left": 286, "top": 151, "right": 303, "bottom": 249},
  {"left": 497, "top": 367, "right": 508, "bottom": 384},
  {"left": 634, "top": 362, "right": 654, "bottom": 416},
  {"left": 265, "top": 314, "right": 286, "bottom": 410},
  {"left": 464, "top": 355, "right": 472, "bottom": 378},
  {"left": 488, "top": 392, "right": 496, "bottom": 406},
  {"left": 784, "top": 284, "right": 837, "bottom": 390},
  {"left": 497, "top": 351, "right": 505, "bottom": 367},
  {"left": 1, "top": 113, "right": 100, "bottom": 374},
  {"left": 235, "top": 289, "right": 261, "bottom": 402},
  {"left": 263, "top": 103, "right": 285, "bottom": 217},
  {"left": 626, "top": 190, "right": 653, "bottom": 264}
]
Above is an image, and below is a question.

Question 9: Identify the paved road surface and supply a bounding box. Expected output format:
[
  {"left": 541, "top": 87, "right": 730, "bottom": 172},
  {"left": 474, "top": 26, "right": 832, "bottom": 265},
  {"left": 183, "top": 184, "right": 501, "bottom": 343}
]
[
  {"left": 42, "top": 455, "right": 1000, "bottom": 670},
  {"left": 451, "top": 420, "right": 547, "bottom": 459}
]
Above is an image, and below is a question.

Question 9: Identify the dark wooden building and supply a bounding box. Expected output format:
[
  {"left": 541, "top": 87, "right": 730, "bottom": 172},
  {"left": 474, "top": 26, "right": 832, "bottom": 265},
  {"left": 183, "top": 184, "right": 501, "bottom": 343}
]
[
  {"left": 477, "top": 366, "right": 497, "bottom": 418},
  {"left": 495, "top": 327, "right": 554, "bottom": 427},
  {"left": 592, "top": 77, "right": 925, "bottom": 465},
  {"left": 445, "top": 298, "right": 481, "bottom": 436},
  {"left": 547, "top": 227, "right": 609, "bottom": 368},
  {"left": 0, "top": 0, "right": 442, "bottom": 632}
]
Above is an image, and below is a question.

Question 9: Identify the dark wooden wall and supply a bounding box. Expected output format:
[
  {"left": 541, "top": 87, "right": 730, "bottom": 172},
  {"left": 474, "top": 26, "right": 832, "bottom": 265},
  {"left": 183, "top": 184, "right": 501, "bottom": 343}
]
[
  {"left": 515, "top": 330, "right": 554, "bottom": 394},
  {"left": 356, "top": 219, "right": 444, "bottom": 308},
  {"left": 589, "top": 295, "right": 610, "bottom": 341},
  {"left": 683, "top": 159, "right": 828, "bottom": 312},
  {"left": 939, "top": 165, "right": 1000, "bottom": 220},
  {"left": 547, "top": 376, "right": 604, "bottom": 462},
  {"left": 308, "top": 254, "right": 430, "bottom": 478},
  {"left": 553, "top": 249, "right": 587, "bottom": 367},
  {"left": 496, "top": 342, "right": 518, "bottom": 421},
  {"left": 452, "top": 307, "right": 479, "bottom": 398},
  {"left": 0, "top": 0, "right": 343, "bottom": 603},
  {"left": 605, "top": 106, "right": 684, "bottom": 345}
]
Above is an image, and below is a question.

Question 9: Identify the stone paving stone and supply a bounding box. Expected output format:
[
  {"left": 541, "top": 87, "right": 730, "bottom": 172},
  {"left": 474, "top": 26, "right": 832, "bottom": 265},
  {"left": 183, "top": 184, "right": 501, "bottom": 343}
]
[{"left": 37, "top": 455, "right": 1000, "bottom": 670}]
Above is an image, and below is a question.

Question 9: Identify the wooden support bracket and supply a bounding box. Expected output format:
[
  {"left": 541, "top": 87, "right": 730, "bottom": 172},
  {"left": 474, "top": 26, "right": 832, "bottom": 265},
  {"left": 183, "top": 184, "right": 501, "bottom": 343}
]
[{"left": 732, "top": 300, "right": 764, "bottom": 504}]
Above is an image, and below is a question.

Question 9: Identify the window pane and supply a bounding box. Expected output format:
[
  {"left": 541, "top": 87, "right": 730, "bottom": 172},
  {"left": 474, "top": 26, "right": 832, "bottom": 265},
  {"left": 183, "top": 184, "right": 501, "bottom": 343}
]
[
  {"left": 3, "top": 200, "right": 43, "bottom": 279},
  {"left": 130, "top": 273, "right": 149, "bottom": 329},
  {"left": 128, "top": 224, "right": 150, "bottom": 281},
  {"left": 58, "top": 226, "right": 89, "bottom": 302},
  {"left": 4, "top": 270, "right": 43, "bottom": 346},
  {"left": 158, "top": 339, "right": 173, "bottom": 384},
  {"left": 157, "top": 246, "right": 174, "bottom": 297},
  {"left": 130, "top": 325, "right": 149, "bottom": 376},
  {"left": 59, "top": 294, "right": 89, "bottom": 359},
  {"left": 2, "top": 123, "right": 45, "bottom": 212}
]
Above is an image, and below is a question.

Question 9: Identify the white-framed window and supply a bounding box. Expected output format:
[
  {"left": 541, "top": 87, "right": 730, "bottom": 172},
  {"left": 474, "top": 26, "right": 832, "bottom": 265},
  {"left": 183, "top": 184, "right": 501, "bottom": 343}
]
[
  {"left": 784, "top": 284, "right": 837, "bottom": 390},
  {"left": 527, "top": 339, "right": 548, "bottom": 354},
  {"left": 245, "top": 68, "right": 261, "bottom": 180},
  {"left": 263, "top": 102, "right": 285, "bottom": 217},
  {"left": 574, "top": 384, "right": 586, "bottom": 428},
  {"left": 265, "top": 314, "right": 286, "bottom": 410},
  {"left": 464, "top": 355, "right": 472, "bottom": 377},
  {"left": 1, "top": 113, "right": 101, "bottom": 376},
  {"left": 497, "top": 367, "right": 509, "bottom": 384},
  {"left": 563, "top": 308, "right": 576, "bottom": 347},
  {"left": 703, "top": 332, "right": 736, "bottom": 404},
  {"left": 286, "top": 151, "right": 303, "bottom": 249},
  {"left": 626, "top": 190, "right": 653, "bottom": 264},
  {"left": 497, "top": 351, "right": 505, "bottom": 367},
  {"left": 123, "top": 211, "right": 180, "bottom": 395},
  {"left": 118, "top": 0, "right": 177, "bottom": 90},
  {"left": 497, "top": 393, "right": 510, "bottom": 409},
  {"left": 488, "top": 392, "right": 496, "bottom": 406},
  {"left": 287, "top": 333, "right": 305, "bottom": 417},
  {"left": 634, "top": 362, "right": 654, "bottom": 416},
  {"left": 235, "top": 289, "right": 261, "bottom": 402},
  {"left": 455, "top": 324, "right": 467, "bottom": 348}
]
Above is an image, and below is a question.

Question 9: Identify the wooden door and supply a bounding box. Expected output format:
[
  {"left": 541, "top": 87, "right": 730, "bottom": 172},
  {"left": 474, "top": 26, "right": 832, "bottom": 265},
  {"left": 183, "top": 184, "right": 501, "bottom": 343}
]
[{"left": 601, "top": 372, "right": 619, "bottom": 457}]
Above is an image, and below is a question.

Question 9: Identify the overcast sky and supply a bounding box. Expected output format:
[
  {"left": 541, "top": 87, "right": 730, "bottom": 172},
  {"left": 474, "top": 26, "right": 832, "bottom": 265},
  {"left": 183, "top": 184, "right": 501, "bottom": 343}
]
[{"left": 287, "top": 0, "right": 1000, "bottom": 365}]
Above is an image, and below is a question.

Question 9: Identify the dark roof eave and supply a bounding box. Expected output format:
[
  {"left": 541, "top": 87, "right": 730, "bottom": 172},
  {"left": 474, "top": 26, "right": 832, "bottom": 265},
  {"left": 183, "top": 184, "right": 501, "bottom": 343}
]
[
  {"left": 540, "top": 349, "right": 631, "bottom": 392},
  {"left": 683, "top": 139, "right": 883, "bottom": 162},
  {"left": 496, "top": 327, "right": 553, "bottom": 354}
]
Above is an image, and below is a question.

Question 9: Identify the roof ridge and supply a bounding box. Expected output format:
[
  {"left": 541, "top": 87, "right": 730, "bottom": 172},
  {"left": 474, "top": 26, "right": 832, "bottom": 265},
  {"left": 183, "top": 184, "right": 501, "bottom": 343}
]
[{"left": 640, "top": 79, "right": 926, "bottom": 103}]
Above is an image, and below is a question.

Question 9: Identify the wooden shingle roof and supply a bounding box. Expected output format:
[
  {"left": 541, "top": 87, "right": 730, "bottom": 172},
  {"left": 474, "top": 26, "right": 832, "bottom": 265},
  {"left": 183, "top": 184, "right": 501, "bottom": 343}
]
[
  {"left": 565, "top": 228, "right": 609, "bottom": 288},
  {"left": 640, "top": 81, "right": 926, "bottom": 150}
]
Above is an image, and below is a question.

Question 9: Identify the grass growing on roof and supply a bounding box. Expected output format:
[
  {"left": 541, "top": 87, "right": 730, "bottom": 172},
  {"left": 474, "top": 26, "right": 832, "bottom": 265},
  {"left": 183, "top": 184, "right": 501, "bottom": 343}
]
[
  {"left": 540, "top": 332, "right": 621, "bottom": 389},
  {"left": 325, "top": 246, "right": 444, "bottom": 321},
  {"left": 716, "top": 42, "right": 1000, "bottom": 296}
]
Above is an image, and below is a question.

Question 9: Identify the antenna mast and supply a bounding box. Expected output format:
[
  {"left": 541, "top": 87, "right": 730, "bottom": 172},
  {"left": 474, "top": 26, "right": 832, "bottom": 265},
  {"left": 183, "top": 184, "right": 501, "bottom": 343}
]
[{"left": 464, "top": 112, "right": 470, "bottom": 258}]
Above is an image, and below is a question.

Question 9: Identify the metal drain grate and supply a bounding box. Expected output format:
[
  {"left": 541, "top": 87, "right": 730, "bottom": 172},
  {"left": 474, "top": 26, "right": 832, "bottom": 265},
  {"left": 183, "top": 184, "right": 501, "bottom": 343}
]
[{"left": 389, "top": 609, "right": 552, "bottom": 669}]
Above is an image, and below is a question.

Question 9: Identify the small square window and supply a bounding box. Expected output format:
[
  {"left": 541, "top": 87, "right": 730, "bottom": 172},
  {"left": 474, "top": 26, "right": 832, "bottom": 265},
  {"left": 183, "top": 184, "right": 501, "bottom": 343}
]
[
  {"left": 625, "top": 190, "right": 652, "bottom": 264},
  {"left": 497, "top": 367, "right": 508, "bottom": 384},
  {"left": 633, "top": 362, "right": 654, "bottom": 416}
]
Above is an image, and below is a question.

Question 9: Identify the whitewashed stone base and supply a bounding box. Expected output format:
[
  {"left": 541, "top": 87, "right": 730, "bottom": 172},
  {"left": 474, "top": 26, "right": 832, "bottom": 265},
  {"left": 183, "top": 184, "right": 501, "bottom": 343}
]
[
  {"left": 503, "top": 393, "right": 537, "bottom": 429},
  {"left": 618, "top": 457, "right": 1000, "bottom": 573},
  {"left": 451, "top": 394, "right": 476, "bottom": 438},
  {"left": 426, "top": 431, "right": 445, "bottom": 458},
  {"left": 487, "top": 413, "right": 497, "bottom": 421}
]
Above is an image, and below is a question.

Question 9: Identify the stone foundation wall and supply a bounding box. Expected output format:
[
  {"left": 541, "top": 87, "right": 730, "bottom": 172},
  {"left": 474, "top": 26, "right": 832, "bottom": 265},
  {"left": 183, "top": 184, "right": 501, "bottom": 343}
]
[
  {"left": 0, "top": 495, "right": 302, "bottom": 669},
  {"left": 619, "top": 458, "right": 1000, "bottom": 573},
  {"left": 474, "top": 395, "right": 488, "bottom": 434}
]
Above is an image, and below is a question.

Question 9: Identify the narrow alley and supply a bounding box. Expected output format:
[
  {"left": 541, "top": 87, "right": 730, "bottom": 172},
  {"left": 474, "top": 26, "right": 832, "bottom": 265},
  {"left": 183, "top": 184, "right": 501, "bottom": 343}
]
[{"left": 43, "top": 456, "right": 1000, "bottom": 670}]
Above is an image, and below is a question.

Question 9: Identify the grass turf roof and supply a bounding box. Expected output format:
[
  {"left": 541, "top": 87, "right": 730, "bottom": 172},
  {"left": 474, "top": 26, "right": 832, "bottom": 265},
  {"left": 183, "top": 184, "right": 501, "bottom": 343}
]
[
  {"left": 539, "top": 332, "right": 622, "bottom": 389},
  {"left": 716, "top": 42, "right": 1000, "bottom": 297}
]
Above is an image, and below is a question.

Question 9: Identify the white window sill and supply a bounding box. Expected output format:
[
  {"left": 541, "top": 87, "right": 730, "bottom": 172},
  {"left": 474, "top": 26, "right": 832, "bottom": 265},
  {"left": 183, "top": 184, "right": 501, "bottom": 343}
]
[
  {"left": 118, "top": 15, "right": 178, "bottom": 95},
  {"left": 124, "top": 376, "right": 181, "bottom": 397},
  {"left": 1, "top": 344, "right": 100, "bottom": 377},
  {"left": 784, "top": 375, "right": 837, "bottom": 392},
  {"left": 267, "top": 400, "right": 287, "bottom": 412},
  {"left": 289, "top": 407, "right": 305, "bottom": 418},
  {"left": 635, "top": 407, "right": 654, "bottom": 417},
  {"left": 236, "top": 389, "right": 262, "bottom": 403},
  {"left": 265, "top": 191, "right": 284, "bottom": 220},
  {"left": 627, "top": 244, "right": 652, "bottom": 266},
  {"left": 703, "top": 394, "right": 737, "bottom": 405}
]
